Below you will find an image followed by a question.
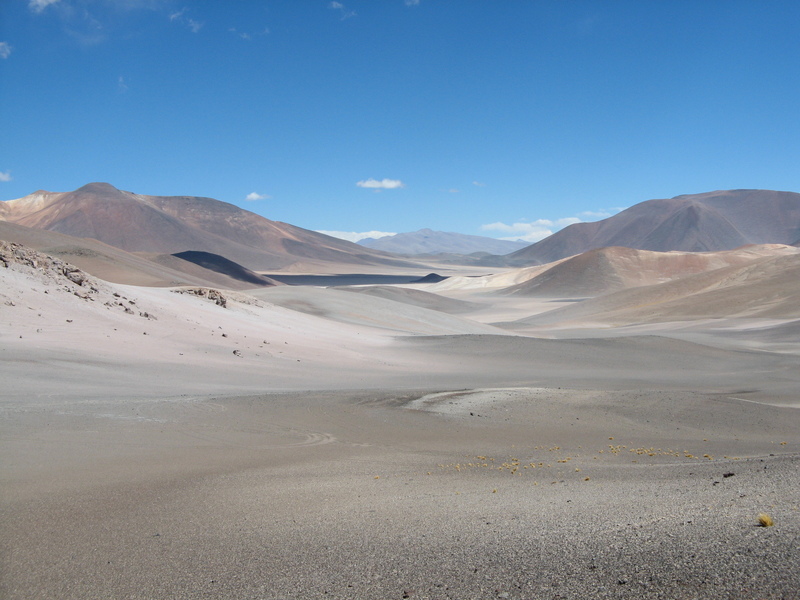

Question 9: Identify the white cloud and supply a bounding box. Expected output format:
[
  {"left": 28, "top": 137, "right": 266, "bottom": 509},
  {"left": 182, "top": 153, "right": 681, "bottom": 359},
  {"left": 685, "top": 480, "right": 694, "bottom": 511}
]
[
  {"left": 0, "top": 171, "right": 12, "bottom": 182},
  {"left": 245, "top": 192, "right": 270, "bottom": 201},
  {"left": 480, "top": 205, "right": 624, "bottom": 243},
  {"left": 117, "top": 75, "right": 128, "bottom": 92},
  {"left": 29, "top": 0, "right": 60, "bottom": 13},
  {"left": 448, "top": 188, "right": 459, "bottom": 193},
  {"left": 356, "top": 178, "right": 405, "bottom": 190},
  {"left": 481, "top": 217, "right": 581, "bottom": 243},
  {"left": 329, "top": 1, "right": 356, "bottom": 20},
  {"left": 316, "top": 230, "right": 396, "bottom": 243},
  {"left": 169, "top": 8, "right": 203, "bottom": 33},
  {"left": 405, "top": 0, "right": 421, "bottom": 5},
  {"left": 472, "top": 181, "right": 486, "bottom": 187},
  {"left": 578, "top": 210, "right": 611, "bottom": 219},
  {"left": 578, "top": 207, "right": 624, "bottom": 219},
  {"left": 229, "top": 27, "right": 270, "bottom": 40},
  {"left": 0, "top": 42, "right": 11, "bottom": 59}
]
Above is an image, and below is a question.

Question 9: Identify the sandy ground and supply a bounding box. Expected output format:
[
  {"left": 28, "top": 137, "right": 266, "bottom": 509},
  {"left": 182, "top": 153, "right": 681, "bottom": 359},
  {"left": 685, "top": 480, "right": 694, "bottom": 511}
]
[{"left": 2, "top": 249, "right": 800, "bottom": 599}]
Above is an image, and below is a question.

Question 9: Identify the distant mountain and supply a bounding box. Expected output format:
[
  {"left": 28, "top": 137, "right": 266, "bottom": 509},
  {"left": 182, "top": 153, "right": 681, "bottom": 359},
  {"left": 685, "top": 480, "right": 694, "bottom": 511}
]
[
  {"left": 358, "top": 228, "right": 528, "bottom": 255},
  {"left": 0, "top": 182, "right": 418, "bottom": 271},
  {"left": 503, "top": 189, "right": 800, "bottom": 266}
]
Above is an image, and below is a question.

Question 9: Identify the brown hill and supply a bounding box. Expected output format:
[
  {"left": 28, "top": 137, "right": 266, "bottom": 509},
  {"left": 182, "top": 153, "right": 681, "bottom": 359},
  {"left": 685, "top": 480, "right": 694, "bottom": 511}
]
[
  {"left": 0, "top": 182, "right": 418, "bottom": 271},
  {"left": 516, "top": 251, "right": 800, "bottom": 327},
  {"left": 504, "top": 189, "right": 800, "bottom": 266},
  {"left": 0, "top": 220, "right": 276, "bottom": 289},
  {"left": 499, "top": 245, "right": 798, "bottom": 298}
]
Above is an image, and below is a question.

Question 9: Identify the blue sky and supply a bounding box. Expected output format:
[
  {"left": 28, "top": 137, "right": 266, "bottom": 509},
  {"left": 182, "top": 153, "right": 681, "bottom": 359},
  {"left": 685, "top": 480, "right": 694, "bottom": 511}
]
[{"left": 1, "top": 1, "right": 799, "bottom": 243}]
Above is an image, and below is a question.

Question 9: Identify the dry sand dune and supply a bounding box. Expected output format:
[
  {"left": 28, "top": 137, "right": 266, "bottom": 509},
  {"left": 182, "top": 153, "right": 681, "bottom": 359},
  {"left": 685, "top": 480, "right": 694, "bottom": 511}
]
[
  {"left": 2, "top": 240, "right": 800, "bottom": 599},
  {"left": 426, "top": 261, "right": 564, "bottom": 292},
  {"left": 500, "top": 244, "right": 800, "bottom": 297},
  {"left": 336, "top": 284, "right": 483, "bottom": 314},
  {"left": 514, "top": 251, "right": 800, "bottom": 329},
  {"left": 249, "top": 285, "right": 505, "bottom": 336},
  {"left": 426, "top": 243, "right": 799, "bottom": 299}
]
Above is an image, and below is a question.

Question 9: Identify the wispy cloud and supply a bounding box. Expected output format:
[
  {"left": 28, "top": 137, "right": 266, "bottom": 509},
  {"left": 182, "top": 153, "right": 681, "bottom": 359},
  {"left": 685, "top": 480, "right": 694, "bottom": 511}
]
[
  {"left": 245, "top": 192, "right": 270, "bottom": 201},
  {"left": 29, "top": 0, "right": 61, "bottom": 13},
  {"left": 329, "top": 1, "right": 356, "bottom": 20},
  {"left": 169, "top": 7, "right": 203, "bottom": 33},
  {"left": 405, "top": 0, "right": 421, "bottom": 5},
  {"left": 28, "top": 1, "right": 169, "bottom": 45},
  {"left": 472, "top": 181, "right": 486, "bottom": 187},
  {"left": 481, "top": 217, "right": 581, "bottom": 243},
  {"left": 480, "top": 206, "right": 622, "bottom": 243},
  {"left": 0, "top": 42, "right": 11, "bottom": 59},
  {"left": 0, "top": 171, "right": 12, "bottom": 182},
  {"left": 117, "top": 75, "right": 128, "bottom": 92},
  {"left": 578, "top": 208, "right": 624, "bottom": 219},
  {"left": 317, "top": 230, "right": 396, "bottom": 243},
  {"left": 228, "top": 27, "right": 270, "bottom": 41},
  {"left": 356, "top": 178, "right": 405, "bottom": 190}
]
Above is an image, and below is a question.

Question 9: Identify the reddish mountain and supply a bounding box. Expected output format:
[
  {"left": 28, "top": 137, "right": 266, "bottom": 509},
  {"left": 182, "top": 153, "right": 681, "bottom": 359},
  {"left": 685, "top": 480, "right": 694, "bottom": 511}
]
[
  {"left": 0, "top": 182, "right": 417, "bottom": 271},
  {"left": 504, "top": 189, "right": 800, "bottom": 266}
]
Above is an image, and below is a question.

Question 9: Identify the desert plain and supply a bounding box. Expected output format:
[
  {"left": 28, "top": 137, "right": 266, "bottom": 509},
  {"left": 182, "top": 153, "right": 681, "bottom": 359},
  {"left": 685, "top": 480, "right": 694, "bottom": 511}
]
[{"left": 1, "top": 238, "right": 799, "bottom": 600}]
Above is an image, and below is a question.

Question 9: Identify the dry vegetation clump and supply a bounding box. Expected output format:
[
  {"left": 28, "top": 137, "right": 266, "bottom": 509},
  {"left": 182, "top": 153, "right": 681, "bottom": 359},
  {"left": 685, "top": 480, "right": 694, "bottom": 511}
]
[{"left": 757, "top": 513, "right": 774, "bottom": 527}]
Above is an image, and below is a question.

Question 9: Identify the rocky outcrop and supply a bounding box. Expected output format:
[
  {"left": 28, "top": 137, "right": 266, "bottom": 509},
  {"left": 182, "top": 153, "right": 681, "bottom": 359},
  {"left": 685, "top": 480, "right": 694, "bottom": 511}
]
[
  {"left": 1, "top": 240, "right": 98, "bottom": 293},
  {"left": 0, "top": 240, "right": 153, "bottom": 317}
]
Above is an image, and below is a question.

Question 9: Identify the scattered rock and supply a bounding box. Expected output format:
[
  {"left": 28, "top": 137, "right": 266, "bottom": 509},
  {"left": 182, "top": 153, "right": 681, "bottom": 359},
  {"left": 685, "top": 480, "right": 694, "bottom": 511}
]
[
  {"left": 62, "top": 267, "right": 87, "bottom": 285},
  {"left": 173, "top": 287, "right": 228, "bottom": 308}
]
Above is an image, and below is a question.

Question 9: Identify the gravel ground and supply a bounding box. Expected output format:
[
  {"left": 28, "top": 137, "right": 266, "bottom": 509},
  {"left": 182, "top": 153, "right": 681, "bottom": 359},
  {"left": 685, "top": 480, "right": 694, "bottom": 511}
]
[{"left": 2, "top": 388, "right": 798, "bottom": 600}]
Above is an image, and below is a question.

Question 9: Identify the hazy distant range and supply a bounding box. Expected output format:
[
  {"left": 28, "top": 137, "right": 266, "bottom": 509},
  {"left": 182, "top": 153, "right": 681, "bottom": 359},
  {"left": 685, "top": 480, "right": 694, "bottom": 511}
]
[{"left": 357, "top": 229, "right": 529, "bottom": 256}]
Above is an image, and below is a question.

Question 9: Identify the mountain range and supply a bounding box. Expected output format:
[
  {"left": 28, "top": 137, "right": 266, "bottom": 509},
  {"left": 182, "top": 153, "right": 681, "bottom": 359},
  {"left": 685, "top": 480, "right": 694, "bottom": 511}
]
[
  {"left": 0, "top": 182, "right": 416, "bottom": 272},
  {"left": 357, "top": 228, "right": 528, "bottom": 255},
  {"left": 2, "top": 185, "right": 799, "bottom": 283}
]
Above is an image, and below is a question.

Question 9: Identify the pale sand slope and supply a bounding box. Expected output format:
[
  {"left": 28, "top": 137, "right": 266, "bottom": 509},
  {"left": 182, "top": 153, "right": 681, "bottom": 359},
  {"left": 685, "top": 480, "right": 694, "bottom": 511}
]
[
  {"left": 2, "top": 244, "right": 800, "bottom": 599},
  {"left": 0, "top": 245, "right": 517, "bottom": 402}
]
